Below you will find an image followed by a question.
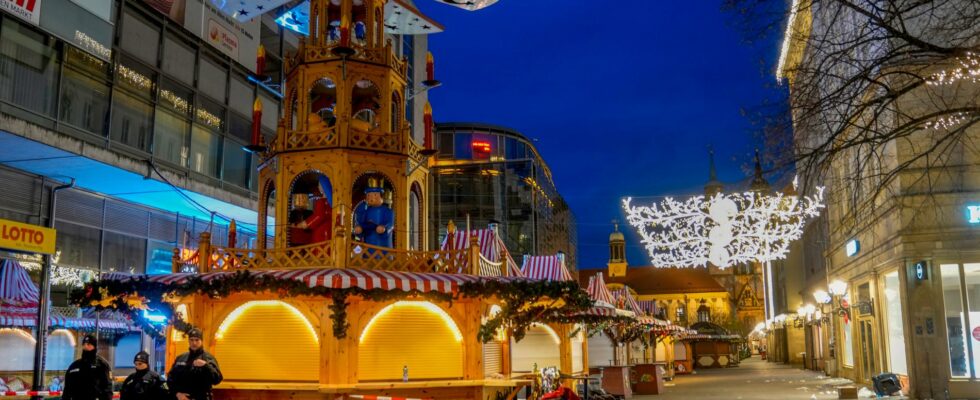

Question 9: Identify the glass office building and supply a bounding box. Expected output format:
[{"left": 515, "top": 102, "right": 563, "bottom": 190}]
[{"left": 432, "top": 122, "right": 577, "bottom": 271}]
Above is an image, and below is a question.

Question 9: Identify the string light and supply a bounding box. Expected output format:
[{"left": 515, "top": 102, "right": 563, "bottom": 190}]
[
  {"left": 117, "top": 64, "right": 153, "bottom": 92},
  {"left": 622, "top": 186, "right": 824, "bottom": 269},
  {"left": 924, "top": 112, "right": 971, "bottom": 130},
  {"left": 160, "top": 89, "right": 191, "bottom": 115},
  {"left": 73, "top": 30, "right": 111, "bottom": 60},
  {"left": 196, "top": 108, "right": 223, "bottom": 129},
  {"left": 926, "top": 52, "right": 980, "bottom": 86}
]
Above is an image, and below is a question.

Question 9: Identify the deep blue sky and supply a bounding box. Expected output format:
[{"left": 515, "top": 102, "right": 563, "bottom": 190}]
[{"left": 419, "top": 1, "right": 785, "bottom": 269}]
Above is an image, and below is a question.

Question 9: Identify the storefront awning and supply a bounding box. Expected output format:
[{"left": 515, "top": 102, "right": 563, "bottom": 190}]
[{"left": 521, "top": 255, "right": 574, "bottom": 282}]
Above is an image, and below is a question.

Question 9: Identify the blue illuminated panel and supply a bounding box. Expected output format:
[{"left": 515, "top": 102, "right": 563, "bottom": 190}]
[{"left": 275, "top": 1, "right": 310, "bottom": 36}]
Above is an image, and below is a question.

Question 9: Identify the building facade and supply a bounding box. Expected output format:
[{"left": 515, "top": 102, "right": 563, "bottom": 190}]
[
  {"left": 432, "top": 122, "right": 578, "bottom": 270},
  {"left": 779, "top": 1, "right": 980, "bottom": 397}
]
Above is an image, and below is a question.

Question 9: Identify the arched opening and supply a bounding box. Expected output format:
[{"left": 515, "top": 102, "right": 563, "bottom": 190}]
[
  {"left": 114, "top": 333, "right": 142, "bottom": 369},
  {"left": 259, "top": 180, "right": 276, "bottom": 248},
  {"left": 483, "top": 305, "right": 504, "bottom": 377},
  {"left": 0, "top": 328, "right": 35, "bottom": 371},
  {"left": 45, "top": 329, "right": 76, "bottom": 372},
  {"left": 351, "top": 79, "right": 380, "bottom": 130},
  {"left": 352, "top": 172, "right": 395, "bottom": 248},
  {"left": 408, "top": 182, "right": 422, "bottom": 250},
  {"left": 309, "top": 77, "right": 337, "bottom": 128},
  {"left": 358, "top": 301, "right": 463, "bottom": 381},
  {"left": 214, "top": 300, "right": 319, "bottom": 382},
  {"left": 373, "top": 7, "right": 382, "bottom": 47},
  {"left": 289, "top": 171, "right": 333, "bottom": 247},
  {"left": 511, "top": 323, "right": 561, "bottom": 373},
  {"left": 352, "top": 0, "right": 367, "bottom": 45},
  {"left": 390, "top": 91, "right": 401, "bottom": 134}
]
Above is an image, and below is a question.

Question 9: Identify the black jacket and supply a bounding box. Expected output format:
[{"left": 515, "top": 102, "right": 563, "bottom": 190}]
[
  {"left": 120, "top": 369, "right": 169, "bottom": 400},
  {"left": 167, "top": 350, "right": 223, "bottom": 400},
  {"left": 62, "top": 353, "right": 112, "bottom": 400}
]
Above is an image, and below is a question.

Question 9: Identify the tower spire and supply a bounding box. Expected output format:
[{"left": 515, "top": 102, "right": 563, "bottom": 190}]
[
  {"left": 750, "top": 149, "right": 771, "bottom": 193},
  {"left": 704, "top": 145, "right": 724, "bottom": 196}
]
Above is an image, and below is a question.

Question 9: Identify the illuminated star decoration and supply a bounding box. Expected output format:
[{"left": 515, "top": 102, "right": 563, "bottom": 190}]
[{"left": 622, "top": 182, "right": 824, "bottom": 269}]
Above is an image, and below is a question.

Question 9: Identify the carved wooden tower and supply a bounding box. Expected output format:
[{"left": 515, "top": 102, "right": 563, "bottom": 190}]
[{"left": 255, "top": 0, "right": 431, "bottom": 254}]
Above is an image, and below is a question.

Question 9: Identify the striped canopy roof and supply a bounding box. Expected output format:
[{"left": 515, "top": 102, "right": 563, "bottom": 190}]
[
  {"left": 520, "top": 254, "right": 574, "bottom": 282},
  {"left": 614, "top": 286, "right": 643, "bottom": 315},
  {"left": 586, "top": 273, "right": 616, "bottom": 308},
  {"left": 0, "top": 314, "right": 133, "bottom": 332},
  {"left": 0, "top": 259, "right": 39, "bottom": 307},
  {"left": 101, "top": 268, "right": 530, "bottom": 296},
  {"left": 440, "top": 228, "right": 522, "bottom": 277}
]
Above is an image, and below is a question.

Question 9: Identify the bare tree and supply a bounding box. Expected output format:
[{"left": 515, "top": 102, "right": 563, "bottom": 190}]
[{"left": 725, "top": 0, "right": 980, "bottom": 237}]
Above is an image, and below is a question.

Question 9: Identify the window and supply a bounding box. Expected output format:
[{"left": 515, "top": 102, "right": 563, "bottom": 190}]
[
  {"left": 120, "top": 8, "right": 160, "bottom": 64},
  {"left": 146, "top": 240, "right": 175, "bottom": 275},
  {"left": 55, "top": 221, "right": 101, "bottom": 269},
  {"left": 198, "top": 56, "right": 227, "bottom": 102},
  {"left": 942, "top": 263, "right": 980, "bottom": 378},
  {"left": 60, "top": 48, "right": 109, "bottom": 135},
  {"left": 114, "top": 334, "right": 142, "bottom": 368},
  {"left": 45, "top": 330, "right": 76, "bottom": 372},
  {"left": 438, "top": 132, "right": 453, "bottom": 157},
  {"left": 259, "top": 92, "right": 278, "bottom": 131},
  {"left": 454, "top": 133, "right": 472, "bottom": 159},
  {"left": 883, "top": 271, "right": 907, "bottom": 375},
  {"left": 110, "top": 90, "right": 153, "bottom": 151},
  {"left": 102, "top": 232, "right": 146, "bottom": 273},
  {"left": 163, "top": 34, "right": 195, "bottom": 85},
  {"left": 190, "top": 125, "right": 220, "bottom": 177},
  {"left": 222, "top": 138, "right": 250, "bottom": 188},
  {"left": 155, "top": 79, "right": 192, "bottom": 166},
  {"left": 0, "top": 19, "right": 59, "bottom": 116}
]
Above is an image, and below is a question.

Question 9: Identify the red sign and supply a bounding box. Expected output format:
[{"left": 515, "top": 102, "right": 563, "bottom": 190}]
[
  {"left": 973, "top": 326, "right": 980, "bottom": 342},
  {"left": 0, "top": 0, "right": 41, "bottom": 25},
  {"left": 472, "top": 140, "right": 492, "bottom": 154}
]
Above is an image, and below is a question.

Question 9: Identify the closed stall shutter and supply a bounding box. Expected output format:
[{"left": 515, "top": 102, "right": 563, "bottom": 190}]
[
  {"left": 358, "top": 301, "right": 463, "bottom": 381},
  {"left": 213, "top": 301, "right": 319, "bottom": 382},
  {"left": 674, "top": 342, "right": 688, "bottom": 361},
  {"left": 483, "top": 340, "right": 502, "bottom": 376},
  {"left": 588, "top": 333, "right": 615, "bottom": 367},
  {"left": 0, "top": 167, "right": 41, "bottom": 219},
  {"left": 511, "top": 324, "right": 560, "bottom": 373},
  {"left": 45, "top": 330, "right": 76, "bottom": 372},
  {"left": 571, "top": 330, "right": 584, "bottom": 373},
  {"left": 149, "top": 213, "right": 177, "bottom": 242}
]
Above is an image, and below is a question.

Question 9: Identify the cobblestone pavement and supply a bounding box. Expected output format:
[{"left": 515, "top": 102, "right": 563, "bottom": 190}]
[{"left": 631, "top": 357, "right": 889, "bottom": 400}]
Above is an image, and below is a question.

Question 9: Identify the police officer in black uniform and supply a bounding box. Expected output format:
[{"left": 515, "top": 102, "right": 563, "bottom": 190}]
[
  {"left": 62, "top": 334, "right": 112, "bottom": 400},
  {"left": 120, "top": 351, "right": 169, "bottom": 400},
  {"left": 167, "top": 328, "right": 223, "bottom": 400}
]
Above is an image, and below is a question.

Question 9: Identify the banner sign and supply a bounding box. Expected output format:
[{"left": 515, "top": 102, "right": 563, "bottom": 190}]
[
  {"left": 0, "top": 218, "right": 56, "bottom": 255},
  {"left": 1, "top": 0, "right": 41, "bottom": 25},
  {"left": 143, "top": 0, "right": 259, "bottom": 71}
]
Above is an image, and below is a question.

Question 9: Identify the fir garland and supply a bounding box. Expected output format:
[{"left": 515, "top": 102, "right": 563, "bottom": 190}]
[{"left": 70, "top": 270, "right": 597, "bottom": 343}]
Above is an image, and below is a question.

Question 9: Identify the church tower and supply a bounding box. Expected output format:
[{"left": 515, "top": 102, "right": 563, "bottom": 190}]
[
  {"left": 253, "top": 0, "right": 432, "bottom": 253},
  {"left": 704, "top": 147, "right": 724, "bottom": 197},
  {"left": 607, "top": 221, "right": 627, "bottom": 277}
]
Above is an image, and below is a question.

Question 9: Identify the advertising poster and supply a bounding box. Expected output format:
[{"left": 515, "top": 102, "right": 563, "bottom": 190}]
[{"left": 143, "top": 0, "right": 258, "bottom": 71}]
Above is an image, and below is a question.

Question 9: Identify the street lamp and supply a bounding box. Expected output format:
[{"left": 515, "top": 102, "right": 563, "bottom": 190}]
[
  {"left": 813, "top": 289, "right": 831, "bottom": 304},
  {"left": 828, "top": 279, "right": 848, "bottom": 297}
]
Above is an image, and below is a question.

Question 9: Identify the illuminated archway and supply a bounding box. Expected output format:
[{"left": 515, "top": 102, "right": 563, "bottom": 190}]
[
  {"left": 213, "top": 301, "right": 319, "bottom": 382},
  {"left": 358, "top": 301, "right": 463, "bottom": 381},
  {"left": 0, "top": 328, "right": 35, "bottom": 371},
  {"left": 511, "top": 323, "right": 561, "bottom": 373}
]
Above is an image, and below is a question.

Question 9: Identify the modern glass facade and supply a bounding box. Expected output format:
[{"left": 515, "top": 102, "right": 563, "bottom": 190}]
[
  {"left": 432, "top": 123, "right": 577, "bottom": 270},
  {"left": 0, "top": 2, "right": 281, "bottom": 197}
]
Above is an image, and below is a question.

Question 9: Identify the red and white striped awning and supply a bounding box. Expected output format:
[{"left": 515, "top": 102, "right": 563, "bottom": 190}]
[
  {"left": 440, "top": 228, "right": 522, "bottom": 277},
  {"left": 586, "top": 273, "right": 616, "bottom": 309},
  {"left": 520, "top": 255, "right": 573, "bottom": 282},
  {"left": 614, "top": 286, "right": 643, "bottom": 315},
  {"left": 102, "top": 268, "right": 530, "bottom": 296},
  {"left": 0, "top": 259, "right": 39, "bottom": 307}
]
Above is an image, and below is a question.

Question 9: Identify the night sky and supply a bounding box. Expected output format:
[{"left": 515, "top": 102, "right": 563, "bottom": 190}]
[{"left": 419, "top": 1, "right": 786, "bottom": 269}]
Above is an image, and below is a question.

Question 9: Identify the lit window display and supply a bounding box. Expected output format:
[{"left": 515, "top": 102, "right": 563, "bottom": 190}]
[
  {"left": 883, "top": 271, "right": 907, "bottom": 375},
  {"left": 942, "top": 263, "right": 980, "bottom": 378}
]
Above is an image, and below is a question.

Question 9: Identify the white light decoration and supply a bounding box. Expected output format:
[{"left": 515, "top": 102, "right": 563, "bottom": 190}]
[
  {"left": 622, "top": 187, "right": 825, "bottom": 269},
  {"left": 926, "top": 52, "right": 980, "bottom": 86},
  {"left": 828, "top": 279, "right": 848, "bottom": 296},
  {"left": 623, "top": 185, "right": 824, "bottom": 321},
  {"left": 813, "top": 289, "right": 831, "bottom": 304}
]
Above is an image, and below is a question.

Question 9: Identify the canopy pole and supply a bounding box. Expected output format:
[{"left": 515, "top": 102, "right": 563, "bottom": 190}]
[{"left": 32, "top": 178, "right": 74, "bottom": 400}]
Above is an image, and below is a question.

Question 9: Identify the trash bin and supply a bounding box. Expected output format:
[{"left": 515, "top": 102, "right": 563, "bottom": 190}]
[{"left": 872, "top": 373, "right": 902, "bottom": 396}]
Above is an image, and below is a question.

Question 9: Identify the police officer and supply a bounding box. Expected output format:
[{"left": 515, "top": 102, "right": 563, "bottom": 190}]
[
  {"left": 120, "top": 351, "right": 168, "bottom": 400},
  {"left": 62, "top": 334, "right": 112, "bottom": 400},
  {"left": 168, "top": 328, "right": 223, "bottom": 400}
]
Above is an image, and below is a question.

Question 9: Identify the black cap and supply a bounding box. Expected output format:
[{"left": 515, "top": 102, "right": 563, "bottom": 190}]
[
  {"left": 134, "top": 351, "right": 150, "bottom": 364},
  {"left": 186, "top": 328, "right": 203, "bottom": 340},
  {"left": 82, "top": 334, "right": 97, "bottom": 347}
]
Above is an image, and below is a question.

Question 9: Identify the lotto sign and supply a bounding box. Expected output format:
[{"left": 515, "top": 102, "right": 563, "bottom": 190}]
[
  {"left": 0, "top": 0, "right": 41, "bottom": 25},
  {"left": 0, "top": 218, "right": 56, "bottom": 254}
]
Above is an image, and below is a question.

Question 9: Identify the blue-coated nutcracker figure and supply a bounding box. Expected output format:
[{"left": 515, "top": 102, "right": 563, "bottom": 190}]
[{"left": 353, "top": 178, "right": 393, "bottom": 248}]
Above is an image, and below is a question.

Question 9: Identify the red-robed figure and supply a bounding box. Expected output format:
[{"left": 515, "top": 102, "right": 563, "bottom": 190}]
[{"left": 290, "top": 178, "right": 332, "bottom": 246}]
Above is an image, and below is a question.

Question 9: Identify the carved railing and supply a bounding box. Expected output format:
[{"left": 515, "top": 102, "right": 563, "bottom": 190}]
[
  {"left": 283, "top": 125, "right": 339, "bottom": 150},
  {"left": 206, "top": 241, "right": 333, "bottom": 272},
  {"left": 349, "top": 126, "right": 402, "bottom": 153},
  {"left": 346, "top": 241, "right": 469, "bottom": 273},
  {"left": 294, "top": 41, "right": 406, "bottom": 77}
]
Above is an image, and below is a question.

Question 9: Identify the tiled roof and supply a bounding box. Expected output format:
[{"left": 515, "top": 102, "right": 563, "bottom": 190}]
[{"left": 578, "top": 266, "right": 726, "bottom": 295}]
